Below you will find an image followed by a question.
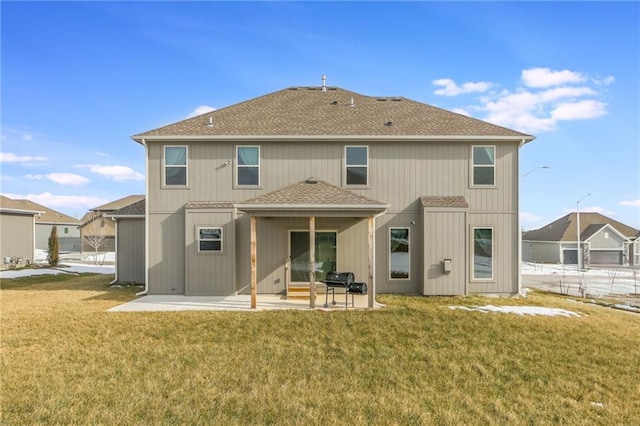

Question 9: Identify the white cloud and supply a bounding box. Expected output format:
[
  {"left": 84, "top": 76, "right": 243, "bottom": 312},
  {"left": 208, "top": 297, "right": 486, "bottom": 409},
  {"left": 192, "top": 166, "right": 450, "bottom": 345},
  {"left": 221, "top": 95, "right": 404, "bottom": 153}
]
[
  {"left": 1, "top": 192, "right": 109, "bottom": 212},
  {"left": 79, "top": 164, "right": 144, "bottom": 181},
  {"left": 93, "top": 152, "right": 111, "bottom": 157},
  {"left": 593, "top": 75, "right": 615, "bottom": 86},
  {"left": 0, "top": 152, "right": 48, "bottom": 163},
  {"left": 619, "top": 199, "right": 640, "bottom": 207},
  {"left": 26, "top": 173, "right": 89, "bottom": 186},
  {"left": 551, "top": 100, "right": 607, "bottom": 121},
  {"left": 188, "top": 105, "right": 216, "bottom": 118},
  {"left": 439, "top": 67, "right": 613, "bottom": 133},
  {"left": 22, "top": 134, "right": 33, "bottom": 141},
  {"left": 450, "top": 108, "right": 471, "bottom": 117},
  {"left": 432, "top": 78, "right": 493, "bottom": 96},
  {"left": 522, "top": 68, "right": 586, "bottom": 88}
]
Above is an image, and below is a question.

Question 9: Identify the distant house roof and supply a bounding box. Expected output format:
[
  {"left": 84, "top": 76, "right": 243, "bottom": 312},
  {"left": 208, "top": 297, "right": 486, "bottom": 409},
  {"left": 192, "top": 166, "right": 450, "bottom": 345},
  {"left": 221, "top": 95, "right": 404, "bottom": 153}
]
[
  {"left": 421, "top": 196, "right": 469, "bottom": 209},
  {"left": 108, "top": 199, "right": 146, "bottom": 217},
  {"left": 0, "top": 195, "right": 43, "bottom": 216},
  {"left": 236, "top": 178, "right": 388, "bottom": 213},
  {"left": 91, "top": 195, "right": 145, "bottom": 212},
  {"left": 10, "top": 198, "right": 80, "bottom": 224},
  {"left": 133, "top": 86, "right": 534, "bottom": 141},
  {"left": 523, "top": 212, "right": 639, "bottom": 242}
]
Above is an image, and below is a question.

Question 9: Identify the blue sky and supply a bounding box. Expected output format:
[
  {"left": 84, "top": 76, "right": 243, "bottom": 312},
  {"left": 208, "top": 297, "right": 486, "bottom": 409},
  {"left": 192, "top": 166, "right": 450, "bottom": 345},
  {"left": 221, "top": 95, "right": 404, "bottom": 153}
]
[{"left": 2, "top": 1, "right": 639, "bottom": 229}]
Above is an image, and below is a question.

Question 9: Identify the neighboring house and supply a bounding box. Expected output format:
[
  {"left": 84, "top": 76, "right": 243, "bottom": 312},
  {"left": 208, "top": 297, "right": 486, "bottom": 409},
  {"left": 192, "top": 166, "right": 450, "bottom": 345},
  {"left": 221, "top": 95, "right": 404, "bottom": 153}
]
[
  {"left": 0, "top": 195, "right": 43, "bottom": 269},
  {"left": 80, "top": 195, "right": 144, "bottom": 253},
  {"left": 522, "top": 212, "right": 639, "bottom": 266},
  {"left": 106, "top": 198, "right": 145, "bottom": 284},
  {"left": 8, "top": 199, "right": 82, "bottom": 252},
  {"left": 132, "top": 83, "right": 535, "bottom": 306}
]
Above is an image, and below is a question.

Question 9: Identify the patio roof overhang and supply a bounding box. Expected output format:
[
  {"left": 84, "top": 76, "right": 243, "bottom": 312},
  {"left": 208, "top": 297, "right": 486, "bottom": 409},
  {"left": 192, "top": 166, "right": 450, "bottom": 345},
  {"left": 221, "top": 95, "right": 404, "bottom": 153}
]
[{"left": 235, "top": 203, "right": 388, "bottom": 217}]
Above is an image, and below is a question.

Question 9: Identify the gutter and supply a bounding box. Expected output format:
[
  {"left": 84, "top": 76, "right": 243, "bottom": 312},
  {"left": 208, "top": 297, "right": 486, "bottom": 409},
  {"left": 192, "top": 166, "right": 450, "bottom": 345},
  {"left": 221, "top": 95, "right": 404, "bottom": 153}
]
[
  {"left": 132, "top": 134, "right": 536, "bottom": 144},
  {"left": 109, "top": 216, "right": 118, "bottom": 285}
]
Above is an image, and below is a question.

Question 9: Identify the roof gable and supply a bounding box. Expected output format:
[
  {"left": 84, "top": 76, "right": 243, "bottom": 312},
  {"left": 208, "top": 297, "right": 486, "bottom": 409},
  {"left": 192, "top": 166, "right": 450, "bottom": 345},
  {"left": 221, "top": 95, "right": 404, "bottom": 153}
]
[
  {"left": 523, "top": 212, "right": 639, "bottom": 242},
  {"left": 133, "top": 87, "right": 533, "bottom": 140},
  {"left": 0, "top": 195, "right": 78, "bottom": 222},
  {"left": 91, "top": 195, "right": 145, "bottom": 212}
]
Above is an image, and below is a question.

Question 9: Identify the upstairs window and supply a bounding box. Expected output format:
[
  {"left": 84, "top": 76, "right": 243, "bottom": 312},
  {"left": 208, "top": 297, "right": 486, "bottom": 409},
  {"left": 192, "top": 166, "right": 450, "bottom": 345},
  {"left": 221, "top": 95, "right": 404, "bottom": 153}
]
[
  {"left": 472, "top": 146, "right": 495, "bottom": 186},
  {"left": 236, "top": 146, "right": 260, "bottom": 186},
  {"left": 345, "top": 146, "right": 368, "bottom": 185},
  {"left": 198, "top": 227, "right": 223, "bottom": 252},
  {"left": 164, "top": 146, "right": 188, "bottom": 186}
]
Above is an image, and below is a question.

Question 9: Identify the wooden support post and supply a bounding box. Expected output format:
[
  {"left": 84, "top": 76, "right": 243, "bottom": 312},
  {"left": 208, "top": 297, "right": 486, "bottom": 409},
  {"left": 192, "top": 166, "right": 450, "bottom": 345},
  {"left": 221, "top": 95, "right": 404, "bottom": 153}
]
[
  {"left": 250, "top": 215, "right": 257, "bottom": 309},
  {"left": 368, "top": 215, "right": 374, "bottom": 309},
  {"left": 309, "top": 216, "right": 316, "bottom": 309}
]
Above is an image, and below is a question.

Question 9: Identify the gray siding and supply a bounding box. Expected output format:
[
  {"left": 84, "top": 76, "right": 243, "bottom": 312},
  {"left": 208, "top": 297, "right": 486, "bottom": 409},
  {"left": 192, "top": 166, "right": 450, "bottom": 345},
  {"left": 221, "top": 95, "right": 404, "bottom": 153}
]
[
  {"left": 587, "top": 228, "right": 626, "bottom": 249},
  {"left": 35, "top": 223, "right": 81, "bottom": 252},
  {"left": 147, "top": 212, "right": 185, "bottom": 294},
  {"left": 184, "top": 209, "right": 235, "bottom": 295},
  {"left": 423, "top": 209, "right": 467, "bottom": 295},
  {"left": 1, "top": 213, "right": 35, "bottom": 267},
  {"left": 115, "top": 218, "right": 145, "bottom": 284},
  {"left": 146, "top": 140, "right": 521, "bottom": 297},
  {"left": 522, "top": 241, "right": 561, "bottom": 263}
]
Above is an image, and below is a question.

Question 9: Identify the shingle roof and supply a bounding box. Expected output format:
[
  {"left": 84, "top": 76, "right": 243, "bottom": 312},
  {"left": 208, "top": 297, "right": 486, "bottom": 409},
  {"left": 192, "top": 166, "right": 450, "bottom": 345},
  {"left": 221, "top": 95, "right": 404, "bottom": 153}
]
[
  {"left": 238, "top": 178, "right": 387, "bottom": 208},
  {"left": 523, "top": 212, "right": 639, "bottom": 242},
  {"left": 110, "top": 199, "right": 146, "bottom": 216},
  {"left": 91, "top": 195, "right": 145, "bottom": 212},
  {"left": 0, "top": 195, "right": 42, "bottom": 215},
  {"left": 133, "top": 87, "right": 533, "bottom": 139},
  {"left": 421, "top": 196, "right": 469, "bottom": 209},
  {"left": 0, "top": 195, "right": 78, "bottom": 222},
  {"left": 185, "top": 201, "right": 234, "bottom": 209}
]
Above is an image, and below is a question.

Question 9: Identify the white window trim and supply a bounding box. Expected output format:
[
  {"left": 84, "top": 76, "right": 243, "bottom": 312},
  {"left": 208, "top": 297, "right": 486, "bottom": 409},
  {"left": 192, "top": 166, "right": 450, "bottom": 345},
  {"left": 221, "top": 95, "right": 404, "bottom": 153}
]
[
  {"left": 163, "top": 145, "right": 188, "bottom": 187},
  {"left": 235, "top": 145, "right": 261, "bottom": 187},
  {"left": 389, "top": 226, "right": 410, "bottom": 281},
  {"left": 471, "top": 145, "right": 496, "bottom": 187},
  {"left": 197, "top": 226, "right": 223, "bottom": 253},
  {"left": 344, "top": 145, "right": 369, "bottom": 187},
  {"left": 472, "top": 226, "right": 494, "bottom": 281}
]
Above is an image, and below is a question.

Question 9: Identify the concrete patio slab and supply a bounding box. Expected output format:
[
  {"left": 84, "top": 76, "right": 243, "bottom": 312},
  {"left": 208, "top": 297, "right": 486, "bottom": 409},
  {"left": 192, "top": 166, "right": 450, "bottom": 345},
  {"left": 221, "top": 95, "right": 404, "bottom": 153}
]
[{"left": 107, "top": 294, "right": 382, "bottom": 312}]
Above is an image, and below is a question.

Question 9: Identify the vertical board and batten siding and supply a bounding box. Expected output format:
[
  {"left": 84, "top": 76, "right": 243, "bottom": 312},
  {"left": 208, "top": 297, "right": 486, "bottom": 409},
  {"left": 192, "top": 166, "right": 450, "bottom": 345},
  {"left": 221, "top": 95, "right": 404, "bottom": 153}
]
[
  {"left": 184, "top": 209, "right": 234, "bottom": 295},
  {"left": 147, "top": 212, "right": 185, "bottom": 294},
  {"left": 423, "top": 209, "right": 467, "bottom": 295},
  {"left": 0, "top": 213, "right": 35, "bottom": 266},
  {"left": 116, "top": 218, "right": 145, "bottom": 284},
  {"left": 468, "top": 212, "right": 518, "bottom": 295},
  {"left": 146, "top": 140, "right": 521, "bottom": 296}
]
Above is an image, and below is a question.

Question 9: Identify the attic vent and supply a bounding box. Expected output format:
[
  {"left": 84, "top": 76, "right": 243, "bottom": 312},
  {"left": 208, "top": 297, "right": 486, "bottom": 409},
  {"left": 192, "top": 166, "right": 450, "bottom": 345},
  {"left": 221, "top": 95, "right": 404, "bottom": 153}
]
[
  {"left": 376, "top": 98, "right": 387, "bottom": 101},
  {"left": 384, "top": 121, "right": 393, "bottom": 126},
  {"left": 288, "top": 87, "right": 299, "bottom": 91},
  {"left": 305, "top": 177, "right": 318, "bottom": 184},
  {"left": 331, "top": 100, "right": 338, "bottom": 105},
  {"left": 350, "top": 98, "right": 355, "bottom": 107},
  {"left": 391, "top": 98, "right": 402, "bottom": 101},
  {"left": 327, "top": 87, "right": 337, "bottom": 91},
  {"left": 206, "top": 116, "right": 214, "bottom": 128}
]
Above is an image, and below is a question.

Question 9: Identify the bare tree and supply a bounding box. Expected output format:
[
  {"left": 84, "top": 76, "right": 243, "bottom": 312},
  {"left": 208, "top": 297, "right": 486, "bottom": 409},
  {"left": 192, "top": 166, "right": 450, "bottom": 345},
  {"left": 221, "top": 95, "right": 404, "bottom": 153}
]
[{"left": 82, "top": 211, "right": 109, "bottom": 265}]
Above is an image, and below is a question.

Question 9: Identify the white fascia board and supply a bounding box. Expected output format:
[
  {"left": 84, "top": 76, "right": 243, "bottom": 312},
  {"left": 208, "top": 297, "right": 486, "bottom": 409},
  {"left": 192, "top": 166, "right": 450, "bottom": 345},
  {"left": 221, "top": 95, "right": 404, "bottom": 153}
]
[
  {"left": 0, "top": 208, "right": 44, "bottom": 215},
  {"left": 133, "top": 134, "right": 534, "bottom": 143},
  {"left": 105, "top": 214, "right": 145, "bottom": 219}
]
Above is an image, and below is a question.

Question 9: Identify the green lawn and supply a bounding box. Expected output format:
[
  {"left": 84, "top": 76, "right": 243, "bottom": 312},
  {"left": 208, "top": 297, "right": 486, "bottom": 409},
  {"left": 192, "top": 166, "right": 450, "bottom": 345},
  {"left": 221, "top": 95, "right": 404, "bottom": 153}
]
[{"left": 2, "top": 273, "right": 639, "bottom": 425}]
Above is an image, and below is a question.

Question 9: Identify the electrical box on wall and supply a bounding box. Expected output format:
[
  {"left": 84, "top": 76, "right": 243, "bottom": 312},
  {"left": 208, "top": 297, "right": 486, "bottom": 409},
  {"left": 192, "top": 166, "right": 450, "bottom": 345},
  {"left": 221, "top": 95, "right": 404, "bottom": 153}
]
[{"left": 442, "top": 259, "right": 452, "bottom": 274}]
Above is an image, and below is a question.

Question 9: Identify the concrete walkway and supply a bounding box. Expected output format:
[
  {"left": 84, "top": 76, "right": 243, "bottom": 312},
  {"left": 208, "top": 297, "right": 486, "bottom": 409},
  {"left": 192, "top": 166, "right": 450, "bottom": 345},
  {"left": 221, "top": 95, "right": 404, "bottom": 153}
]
[{"left": 108, "top": 293, "right": 381, "bottom": 312}]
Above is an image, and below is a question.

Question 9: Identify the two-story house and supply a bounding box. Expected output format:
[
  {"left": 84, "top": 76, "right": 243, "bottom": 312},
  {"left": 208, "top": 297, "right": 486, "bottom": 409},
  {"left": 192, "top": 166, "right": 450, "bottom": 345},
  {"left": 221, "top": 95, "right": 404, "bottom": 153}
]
[{"left": 132, "top": 84, "right": 534, "bottom": 307}]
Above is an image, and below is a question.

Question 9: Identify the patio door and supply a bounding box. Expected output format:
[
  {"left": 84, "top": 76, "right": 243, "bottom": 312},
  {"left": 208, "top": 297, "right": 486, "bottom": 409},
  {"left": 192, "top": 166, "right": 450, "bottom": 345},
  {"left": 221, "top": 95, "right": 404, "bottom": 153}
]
[{"left": 289, "top": 231, "right": 337, "bottom": 284}]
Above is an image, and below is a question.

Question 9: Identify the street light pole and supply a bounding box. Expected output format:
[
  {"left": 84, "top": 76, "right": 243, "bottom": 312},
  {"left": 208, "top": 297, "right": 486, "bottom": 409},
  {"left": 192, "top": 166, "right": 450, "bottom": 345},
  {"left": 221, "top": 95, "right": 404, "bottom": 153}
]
[
  {"left": 521, "top": 165, "right": 550, "bottom": 179},
  {"left": 576, "top": 193, "right": 591, "bottom": 271}
]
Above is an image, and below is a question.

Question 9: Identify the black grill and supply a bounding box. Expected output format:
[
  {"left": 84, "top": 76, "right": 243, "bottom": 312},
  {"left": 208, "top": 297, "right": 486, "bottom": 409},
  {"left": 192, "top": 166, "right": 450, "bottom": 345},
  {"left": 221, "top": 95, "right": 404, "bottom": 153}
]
[{"left": 322, "top": 272, "right": 366, "bottom": 308}]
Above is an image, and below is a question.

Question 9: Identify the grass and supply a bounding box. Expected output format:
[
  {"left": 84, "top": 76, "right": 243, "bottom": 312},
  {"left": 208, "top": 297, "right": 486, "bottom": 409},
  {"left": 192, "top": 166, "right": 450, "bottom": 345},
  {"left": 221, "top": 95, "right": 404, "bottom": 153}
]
[{"left": 2, "top": 274, "right": 639, "bottom": 425}]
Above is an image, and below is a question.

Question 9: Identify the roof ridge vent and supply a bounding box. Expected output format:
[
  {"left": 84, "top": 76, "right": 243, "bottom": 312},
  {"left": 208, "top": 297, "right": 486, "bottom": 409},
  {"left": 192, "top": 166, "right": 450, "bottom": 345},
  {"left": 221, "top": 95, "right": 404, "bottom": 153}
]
[{"left": 305, "top": 177, "right": 319, "bottom": 184}]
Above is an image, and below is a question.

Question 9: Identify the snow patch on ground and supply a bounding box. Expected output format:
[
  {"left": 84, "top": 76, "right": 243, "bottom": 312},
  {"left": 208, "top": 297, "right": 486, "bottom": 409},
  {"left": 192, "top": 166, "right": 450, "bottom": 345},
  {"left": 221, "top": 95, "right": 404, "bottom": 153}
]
[
  {"left": 449, "top": 305, "right": 581, "bottom": 317},
  {"left": 1, "top": 263, "right": 114, "bottom": 279}
]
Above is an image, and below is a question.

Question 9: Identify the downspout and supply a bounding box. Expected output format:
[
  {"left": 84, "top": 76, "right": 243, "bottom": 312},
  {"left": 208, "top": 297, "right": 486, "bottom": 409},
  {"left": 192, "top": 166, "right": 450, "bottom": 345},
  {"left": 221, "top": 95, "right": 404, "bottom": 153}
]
[
  {"left": 517, "top": 138, "right": 524, "bottom": 297},
  {"left": 137, "top": 138, "right": 149, "bottom": 296},
  {"left": 110, "top": 217, "right": 118, "bottom": 285}
]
